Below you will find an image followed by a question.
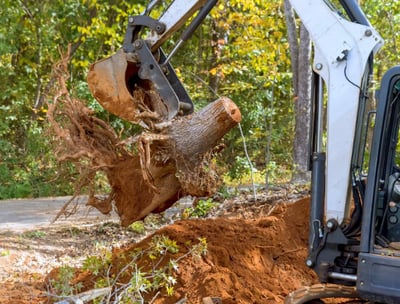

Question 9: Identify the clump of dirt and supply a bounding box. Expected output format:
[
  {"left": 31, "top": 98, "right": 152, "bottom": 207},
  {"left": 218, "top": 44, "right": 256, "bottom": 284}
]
[{"left": 45, "top": 196, "right": 316, "bottom": 304}]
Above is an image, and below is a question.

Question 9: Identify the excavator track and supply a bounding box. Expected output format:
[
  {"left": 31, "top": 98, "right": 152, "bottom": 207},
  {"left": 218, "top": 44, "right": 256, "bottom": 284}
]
[{"left": 285, "top": 284, "right": 362, "bottom": 304}]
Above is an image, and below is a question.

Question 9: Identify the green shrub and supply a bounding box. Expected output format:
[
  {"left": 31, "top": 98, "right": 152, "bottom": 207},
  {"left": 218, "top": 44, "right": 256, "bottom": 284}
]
[{"left": 183, "top": 198, "right": 217, "bottom": 218}]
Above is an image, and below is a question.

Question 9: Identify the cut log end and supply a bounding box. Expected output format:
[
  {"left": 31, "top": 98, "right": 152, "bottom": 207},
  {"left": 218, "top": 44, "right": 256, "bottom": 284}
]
[{"left": 220, "top": 96, "right": 242, "bottom": 123}]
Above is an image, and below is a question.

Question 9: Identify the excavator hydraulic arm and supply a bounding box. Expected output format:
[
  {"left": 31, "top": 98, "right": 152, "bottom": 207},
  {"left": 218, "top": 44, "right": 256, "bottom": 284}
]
[
  {"left": 288, "top": 0, "right": 382, "bottom": 225},
  {"left": 286, "top": 0, "right": 384, "bottom": 302}
]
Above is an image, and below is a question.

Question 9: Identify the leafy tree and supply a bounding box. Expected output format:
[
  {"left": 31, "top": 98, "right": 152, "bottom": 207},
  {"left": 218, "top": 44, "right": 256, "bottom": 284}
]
[
  {"left": 173, "top": 0, "right": 294, "bottom": 182},
  {"left": 0, "top": 0, "right": 399, "bottom": 198},
  {"left": 0, "top": 0, "right": 147, "bottom": 198},
  {"left": 362, "top": 0, "right": 400, "bottom": 78}
]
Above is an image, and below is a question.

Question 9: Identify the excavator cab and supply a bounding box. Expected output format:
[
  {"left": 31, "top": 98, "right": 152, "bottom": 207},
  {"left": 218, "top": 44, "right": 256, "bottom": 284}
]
[
  {"left": 285, "top": 0, "right": 400, "bottom": 303},
  {"left": 87, "top": 0, "right": 217, "bottom": 125},
  {"left": 356, "top": 67, "right": 400, "bottom": 303}
]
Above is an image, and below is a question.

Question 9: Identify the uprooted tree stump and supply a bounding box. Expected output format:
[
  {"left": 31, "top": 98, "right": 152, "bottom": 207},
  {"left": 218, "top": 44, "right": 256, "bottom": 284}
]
[
  {"left": 48, "top": 57, "right": 241, "bottom": 226},
  {"left": 109, "top": 96, "right": 241, "bottom": 225}
]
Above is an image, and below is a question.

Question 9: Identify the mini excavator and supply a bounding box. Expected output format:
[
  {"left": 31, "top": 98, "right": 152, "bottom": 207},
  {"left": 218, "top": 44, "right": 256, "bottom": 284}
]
[{"left": 87, "top": 0, "right": 400, "bottom": 303}]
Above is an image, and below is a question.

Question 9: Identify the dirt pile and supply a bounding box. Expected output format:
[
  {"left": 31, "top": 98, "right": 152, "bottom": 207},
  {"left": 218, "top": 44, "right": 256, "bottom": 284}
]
[
  {"left": 55, "top": 197, "right": 315, "bottom": 304},
  {"left": 0, "top": 195, "right": 317, "bottom": 304},
  {"left": 148, "top": 197, "right": 316, "bottom": 303}
]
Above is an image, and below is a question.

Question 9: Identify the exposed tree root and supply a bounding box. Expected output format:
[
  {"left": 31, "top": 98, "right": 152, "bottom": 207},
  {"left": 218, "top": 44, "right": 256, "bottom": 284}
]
[{"left": 47, "top": 54, "right": 241, "bottom": 226}]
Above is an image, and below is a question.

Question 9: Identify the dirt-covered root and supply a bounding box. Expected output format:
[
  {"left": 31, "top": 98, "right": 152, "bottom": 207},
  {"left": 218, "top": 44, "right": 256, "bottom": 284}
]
[
  {"left": 46, "top": 56, "right": 181, "bottom": 225},
  {"left": 104, "top": 156, "right": 181, "bottom": 226}
]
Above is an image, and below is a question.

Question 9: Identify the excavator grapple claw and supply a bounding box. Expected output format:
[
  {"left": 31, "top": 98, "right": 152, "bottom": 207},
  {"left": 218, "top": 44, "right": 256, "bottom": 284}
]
[
  {"left": 87, "top": 46, "right": 192, "bottom": 123},
  {"left": 86, "top": 0, "right": 216, "bottom": 124}
]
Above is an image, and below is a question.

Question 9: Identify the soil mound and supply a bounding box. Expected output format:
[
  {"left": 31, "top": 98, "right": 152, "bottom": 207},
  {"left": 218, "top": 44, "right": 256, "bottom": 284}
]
[
  {"left": 156, "top": 197, "right": 315, "bottom": 303},
  {"left": 69, "top": 197, "right": 316, "bottom": 304},
  {"left": 0, "top": 195, "right": 316, "bottom": 303}
]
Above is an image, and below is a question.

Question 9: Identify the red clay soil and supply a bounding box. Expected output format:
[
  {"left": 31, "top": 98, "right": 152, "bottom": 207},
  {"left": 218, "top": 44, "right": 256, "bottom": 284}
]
[
  {"left": 150, "top": 197, "right": 317, "bottom": 303},
  {"left": 0, "top": 197, "right": 317, "bottom": 303}
]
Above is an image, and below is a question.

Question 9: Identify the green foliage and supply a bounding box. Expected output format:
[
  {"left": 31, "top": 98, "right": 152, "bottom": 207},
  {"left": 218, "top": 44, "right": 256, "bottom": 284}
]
[
  {"left": 129, "top": 221, "right": 146, "bottom": 234},
  {"left": 77, "top": 235, "right": 207, "bottom": 303},
  {"left": 0, "top": 249, "right": 10, "bottom": 257},
  {"left": 21, "top": 230, "right": 47, "bottom": 239},
  {"left": 226, "top": 155, "right": 257, "bottom": 180},
  {"left": 361, "top": 0, "right": 400, "bottom": 74},
  {"left": 183, "top": 198, "right": 217, "bottom": 218},
  {"left": 0, "top": 0, "right": 146, "bottom": 199},
  {"left": 1, "top": 0, "right": 399, "bottom": 197},
  {"left": 172, "top": 0, "right": 295, "bottom": 181},
  {"left": 49, "top": 265, "right": 83, "bottom": 297},
  {"left": 0, "top": 121, "right": 75, "bottom": 199},
  {"left": 82, "top": 252, "right": 112, "bottom": 276}
]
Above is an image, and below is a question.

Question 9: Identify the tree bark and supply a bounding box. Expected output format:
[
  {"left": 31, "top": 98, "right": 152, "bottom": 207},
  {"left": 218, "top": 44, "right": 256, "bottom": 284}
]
[
  {"left": 284, "top": 0, "right": 299, "bottom": 96},
  {"left": 170, "top": 96, "right": 241, "bottom": 162},
  {"left": 284, "top": 1, "right": 312, "bottom": 184},
  {"left": 292, "top": 24, "right": 311, "bottom": 183}
]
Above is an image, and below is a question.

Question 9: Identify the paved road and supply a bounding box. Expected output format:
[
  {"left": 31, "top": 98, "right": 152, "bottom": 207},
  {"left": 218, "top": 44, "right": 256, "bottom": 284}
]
[{"left": 0, "top": 196, "right": 118, "bottom": 231}]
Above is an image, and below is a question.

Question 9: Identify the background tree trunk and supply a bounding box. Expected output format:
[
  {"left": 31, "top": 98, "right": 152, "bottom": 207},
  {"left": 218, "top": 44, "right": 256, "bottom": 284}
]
[
  {"left": 208, "top": 16, "right": 226, "bottom": 99},
  {"left": 284, "top": 0, "right": 312, "bottom": 184},
  {"left": 284, "top": 0, "right": 299, "bottom": 96},
  {"left": 292, "top": 25, "right": 311, "bottom": 183}
]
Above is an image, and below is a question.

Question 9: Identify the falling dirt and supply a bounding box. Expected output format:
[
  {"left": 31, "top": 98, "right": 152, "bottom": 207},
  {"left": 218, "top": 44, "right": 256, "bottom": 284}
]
[{"left": 0, "top": 193, "right": 319, "bottom": 303}]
